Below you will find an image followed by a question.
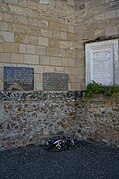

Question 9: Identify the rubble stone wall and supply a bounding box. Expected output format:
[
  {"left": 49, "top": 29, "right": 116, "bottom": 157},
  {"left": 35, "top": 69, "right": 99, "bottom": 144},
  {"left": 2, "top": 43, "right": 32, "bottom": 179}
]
[{"left": 0, "top": 92, "right": 119, "bottom": 150}]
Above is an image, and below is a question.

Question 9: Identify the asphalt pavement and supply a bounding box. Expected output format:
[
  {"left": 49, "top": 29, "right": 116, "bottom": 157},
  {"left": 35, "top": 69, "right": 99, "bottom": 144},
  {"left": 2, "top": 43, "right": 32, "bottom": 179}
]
[{"left": 0, "top": 141, "right": 119, "bottom": 179}]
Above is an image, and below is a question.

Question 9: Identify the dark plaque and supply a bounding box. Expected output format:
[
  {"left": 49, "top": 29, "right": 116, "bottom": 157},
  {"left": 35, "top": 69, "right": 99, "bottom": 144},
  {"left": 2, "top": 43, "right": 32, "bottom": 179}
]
[
  {"left": 4, "top": 67, "right": 34, "bottom": 91},
  {"left": 43, "top": 73, "right": 68, "bottom": 91}
]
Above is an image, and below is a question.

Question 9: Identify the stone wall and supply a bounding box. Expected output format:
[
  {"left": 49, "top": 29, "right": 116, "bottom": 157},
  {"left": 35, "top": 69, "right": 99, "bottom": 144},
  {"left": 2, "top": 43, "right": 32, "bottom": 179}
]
[
  {"left": 0, "top": 0, "right": 119, "bottom": 91},
  {"left": 0, "top": 0, "right": 79, "bottom": 91},
  {"left": 75, "top": 0, "right": 119, "bottom": 89},
  {"left": 0, "top": 92, "right": 119, "bottom": 150}
]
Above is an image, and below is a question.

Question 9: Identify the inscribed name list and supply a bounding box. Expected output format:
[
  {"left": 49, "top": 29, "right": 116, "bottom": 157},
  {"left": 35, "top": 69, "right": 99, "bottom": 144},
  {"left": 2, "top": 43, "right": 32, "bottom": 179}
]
[
  {"left": 91, "top": 46, "right": 113, "bottom": 85},
  {"left": 43, "top": 73, "right": 68, "bottom": 91}
]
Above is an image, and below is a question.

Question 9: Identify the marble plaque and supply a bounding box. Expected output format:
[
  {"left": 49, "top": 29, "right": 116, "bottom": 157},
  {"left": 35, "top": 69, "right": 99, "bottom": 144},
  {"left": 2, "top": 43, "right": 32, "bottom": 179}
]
[
  {"left": 85, "top": 39, "right": 118, "bottom": 86},
  {"left": 4, "top": 67, "right": 34, "bottom": 91},
  {"left": 43, "top": 73, "right": 68, "bottom": 91}
]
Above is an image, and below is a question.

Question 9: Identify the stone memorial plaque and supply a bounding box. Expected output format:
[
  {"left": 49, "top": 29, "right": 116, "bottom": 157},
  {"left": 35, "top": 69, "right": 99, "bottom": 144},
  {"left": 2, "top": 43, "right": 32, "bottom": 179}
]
[
  {"left": 4, "top": 67, "right": 34, "bottom": 91},
  {"left": 43, "top": 73, "right": 68, "bottom": 91},
  {"left": 85, "top": 39, "right": 118, "bottom": 86},
  {"left": 92, "top": 46, "right": 113, "bottom": 85}
]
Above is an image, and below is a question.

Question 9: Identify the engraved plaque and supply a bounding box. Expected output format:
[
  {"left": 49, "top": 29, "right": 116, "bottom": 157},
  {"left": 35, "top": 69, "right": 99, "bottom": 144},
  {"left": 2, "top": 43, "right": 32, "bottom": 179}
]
[
  {"left": 85, "top": 39, "right": 119, "bottom": 86},
  {"left": 91, "top": 46, "right": 113, "bottom": 85},
  {"left": 4, "top": 67, "right": 34, "bottom": 91},
  {"left": 43, "top": 73, "right": 68, "bottom": 91}
]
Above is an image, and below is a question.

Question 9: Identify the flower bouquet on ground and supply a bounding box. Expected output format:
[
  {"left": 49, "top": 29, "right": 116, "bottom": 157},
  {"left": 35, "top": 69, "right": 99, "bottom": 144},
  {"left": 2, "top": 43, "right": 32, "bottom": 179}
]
[{"left": 47, "top": 136, "right": 75, "bottom": 151}]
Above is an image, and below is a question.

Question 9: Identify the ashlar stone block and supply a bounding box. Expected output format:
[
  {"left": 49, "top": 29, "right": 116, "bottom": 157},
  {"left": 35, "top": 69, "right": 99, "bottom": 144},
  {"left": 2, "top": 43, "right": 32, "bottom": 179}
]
[
  {"left": 3, "top": 43, "right": 18, "bottom": 53},
  {"left": 38, "top": 37, "right": 48, "bottom": 46},
  {"left": 19, "top": 44, "right": 27, "bottom": 54},
  {"left": 11, "top": 53, "right": 23, "bottom": 63},
  {"left": 1, "top": 31, "right": 14, "bottom": 42},
  {"left": 41, "top": 29, "right": 52, "bottom": 38},
  {"left": 24, "top": 55, "right": 39, "bottom": 64},
  {"left": 0, "top": 44, "right": 3, "bottom": 52},
  {"left": 106, "top": 26, "right": 118, "bottom": 36},
  {"left": 40, "top": 56, "right": 49, "bottom": 65},
  {"left": 0, "top": 53, "right": 11, "bottom": 63},
  {"left": 3, "top": 13, "right": 13, "bottom": 22},
  {"left": 27, "top": 45, "right": 35, "bottom": 54}
]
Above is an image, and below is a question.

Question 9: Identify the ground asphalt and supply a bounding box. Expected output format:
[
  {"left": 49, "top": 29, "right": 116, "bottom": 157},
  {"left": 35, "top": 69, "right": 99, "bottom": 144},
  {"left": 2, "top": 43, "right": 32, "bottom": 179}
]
[{"left": 0, "top": 141, "right": 119, "bottom": 179}]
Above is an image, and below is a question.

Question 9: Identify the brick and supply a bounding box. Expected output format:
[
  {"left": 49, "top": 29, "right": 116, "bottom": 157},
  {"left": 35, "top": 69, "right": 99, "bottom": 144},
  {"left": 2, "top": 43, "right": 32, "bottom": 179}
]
[
  {"left": 3, "top": 43, "right": 18, "bottom": 53},
  {"left": 11, "top": 53, "right": 23, "bottom": 63},
  {"left": 38, "top": 37, "right": 48, "bottom": 46},
  {"left": 0, "top": 53, "right": 11, "bottom": 63},
  {"left": 19, "top": 44, "right": 27, "bottom": 54},
  {"left": 40, "top": 56, "right": 49, "bottom": 65},
  {"left": 1, "top": 31, "right": 14, "bottom": 42},
  {"left": 27, "top": 45, "right": 35, "bottom": 54},
  {"left": 24, "top": 55, "right": 39, "bottom": 64}
]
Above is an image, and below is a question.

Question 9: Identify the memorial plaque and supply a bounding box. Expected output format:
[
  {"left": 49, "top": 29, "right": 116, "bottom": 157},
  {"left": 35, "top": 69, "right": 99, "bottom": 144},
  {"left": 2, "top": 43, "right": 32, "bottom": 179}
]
[
  {"left": 4, "top": 67, "right": 34, "bottom": 91},
  {"left": 85, "top": 39, "right": 119, "bottom": 86},
  {"left": 92, "top": 46, "right": 113, "bottom": 85},
  {"left": 43, "top": 73, "right": 68, "bottom": 91}
]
